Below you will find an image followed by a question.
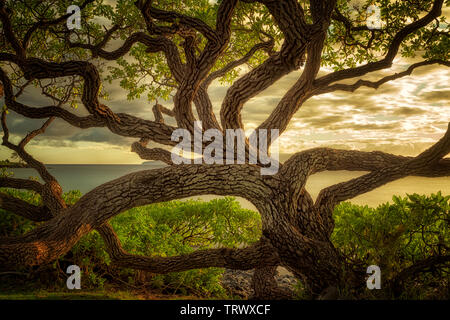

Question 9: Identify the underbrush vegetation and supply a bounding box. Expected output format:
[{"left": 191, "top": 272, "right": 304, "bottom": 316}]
[
  {"left": 0, "top": 189, "right": 448, "bottom": 299},
  {"left": 333, "top": 192, "right": 449, "bottom": 299},
  {"left": 0, "top": 190, "right": 261, "bottom": 298}
]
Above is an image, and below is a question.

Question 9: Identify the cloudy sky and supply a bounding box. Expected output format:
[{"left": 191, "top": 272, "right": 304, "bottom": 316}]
[{"left": 0, "top": 5, "right": 449, "bottom": 165}]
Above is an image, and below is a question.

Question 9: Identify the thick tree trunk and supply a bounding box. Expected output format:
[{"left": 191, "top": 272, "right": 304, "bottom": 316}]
[
  {"left": 260, "top": 213, "right": 346, "bottom": 297},
  {"left": 251, "top": 266, "right": 293, "bottom": 299}
]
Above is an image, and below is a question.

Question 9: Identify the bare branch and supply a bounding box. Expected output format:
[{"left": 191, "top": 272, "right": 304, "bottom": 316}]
[
  {"left": 391, "top": 255, "right": 450, "bottom": 290},
  {"left": 0, "top": 64, "right": 177, "bottom": 146},
  {"left": 1, "top": 110, "right": 64, "bottom": 214},
  {"left": 314, "top": 0, "right": 445, "bottom": 89},
  {"left": 135, "top": 0, "right": 218, "bottom": 43},
  {"left": 257, "top": 31, "right": 326, "bottom": 137},
  {"left": 193, "top": 86, "right": 221, "bottom": 131},
  {"left": 19, "top": 117, "right": 55, "bottom": 149},
  {"left": 152, "top": 102, "right": 174, "bottom": 124},
  {"left": 204, "top": 38, "right": 275, "bottom": 87},
  {"left": 0, "top": 192, "right": 52, "bottom": 222},
  {"left": 0, "top": 164, "right": 274, "bottom": 268},
  {"left": 0, "top": 177, "right": 43, "bottom": 193},
  {"left": 172, "top": 0, "right": 239, "bottom": 131},
  {"left": 317, "top": 60, "right": 450, "bottom": 94},
  {"left": 193, "top": 34, "right": 276, "bottom": 131},
  {"left": 97, "top": 223, "right": 279, "bottom": 272},
  {"left": 281, "top": 147, "right": 450, "bottom": 198},
  {"left": 22, "top": 0, "right": 95, "bottom": 49},
  {"left": 218, "top": 0, "right": 333, "bottom": 130},
  {"left": 0, "top": 2, "right": 25, "bottom": 58},
  {"left": 131, "top": 140, "right": 174, "bottom": 165},
  {"left": 316, "top": 123, "right": 450, "bottom": 210}
]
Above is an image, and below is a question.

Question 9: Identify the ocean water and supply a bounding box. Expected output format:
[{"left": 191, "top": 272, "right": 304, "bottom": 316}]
[{"left": 8, "top": 164, "right": 450, "bottom": 210}]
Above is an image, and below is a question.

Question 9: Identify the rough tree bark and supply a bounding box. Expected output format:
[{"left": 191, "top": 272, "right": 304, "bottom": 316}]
[{"left": 0, "top": 0, "right": 448, "bottom": 299}]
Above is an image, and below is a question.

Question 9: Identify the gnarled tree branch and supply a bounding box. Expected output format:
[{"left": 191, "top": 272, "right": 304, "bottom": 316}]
[
  {"left": 316, "top": 123, "right": 450, "bottom": 212},
  {"left": 0, "top": 192, "right": 52, "bottom": 222},
  {"left": 314, "top": 0, "right": 445, "bottom": 89},
  {"left": 97, "top": 223, "right": 280, "bottom": 273},
  {"left": 317, "top": 59, "right": 450, "bottom": 94}
]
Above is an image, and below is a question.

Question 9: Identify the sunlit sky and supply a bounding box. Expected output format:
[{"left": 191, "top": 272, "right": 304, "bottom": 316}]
[{"left": 0, "top": 5, "right": 449, "bottom": 165}]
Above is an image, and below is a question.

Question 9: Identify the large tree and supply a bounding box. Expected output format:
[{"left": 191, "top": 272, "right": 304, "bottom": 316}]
[{"left": 0, "top": 0, "right": 449, "bottom": 298}]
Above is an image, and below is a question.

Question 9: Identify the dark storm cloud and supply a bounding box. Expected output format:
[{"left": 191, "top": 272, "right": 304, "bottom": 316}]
[
  {"left": 70, "top": 127, "right": 133, "bottom": 145},
  {"left": 1, "top": 49, "right": 448, "bottom": 163},
  {"left": 346, "top": 123, "right": 399, "bottom": 131},
  {"left": 408, "top": 63, "right": 445, "bottom": 77},
  {"left": 300, "top": 93, "right": 380, "bottom": 115},
  {"left": 5, "top": 114, "right": 47, "bottom": 136},
  {"left": 303, "top": 115, "right": 346, "bottom": 128},
  {"left": 419, "top": 90, "right": 450, "bottom": 102},
  {"left": 391, "top": 107, "right": 426, "bottom": 116},
  {"left": 30, "top": 139, "right": 76, "bottom": 148},
  {"left": 0, "top": 80, "right": 144, "bottom": 149}
]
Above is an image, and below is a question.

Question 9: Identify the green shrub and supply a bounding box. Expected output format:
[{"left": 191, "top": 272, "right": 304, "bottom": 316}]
[
  {"left": 64, "top": 196, "right": 262, "bottom": 297},
  {"left": 1, "top": 188, "right": 448, "bottom": 299},
  {"left": 333, "top": 192, "right": 449, "bottom": 299}
]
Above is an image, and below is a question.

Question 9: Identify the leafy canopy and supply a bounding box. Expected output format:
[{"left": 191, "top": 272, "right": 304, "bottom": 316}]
[{"left": 1, "top": 0, "right": 447, "bottom": 105}]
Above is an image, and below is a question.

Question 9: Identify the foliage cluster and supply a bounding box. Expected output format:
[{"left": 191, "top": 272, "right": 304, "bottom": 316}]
[
  {"left": 0, "top": 190, "right": 261, "bottom": 298},
  {"left": 1, "top": 189, "right": 448, "bottom": 299},
  {"left": 333, "top": 192, "right": 449, "bottom": 299}
]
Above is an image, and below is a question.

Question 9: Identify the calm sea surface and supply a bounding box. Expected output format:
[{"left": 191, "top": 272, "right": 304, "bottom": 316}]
[{"left": 9, "top": 164, "right": 450, "bottom": 211}]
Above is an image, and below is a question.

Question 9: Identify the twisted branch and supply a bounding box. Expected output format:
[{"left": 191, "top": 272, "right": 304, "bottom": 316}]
[{"left": 97, "top": 223, "right": 279, "bottom": 273}]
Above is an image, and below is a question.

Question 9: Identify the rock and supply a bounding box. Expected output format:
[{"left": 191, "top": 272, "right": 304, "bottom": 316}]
[{"left": 220, "top": 267, "right": 297, "bottom": 299}]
